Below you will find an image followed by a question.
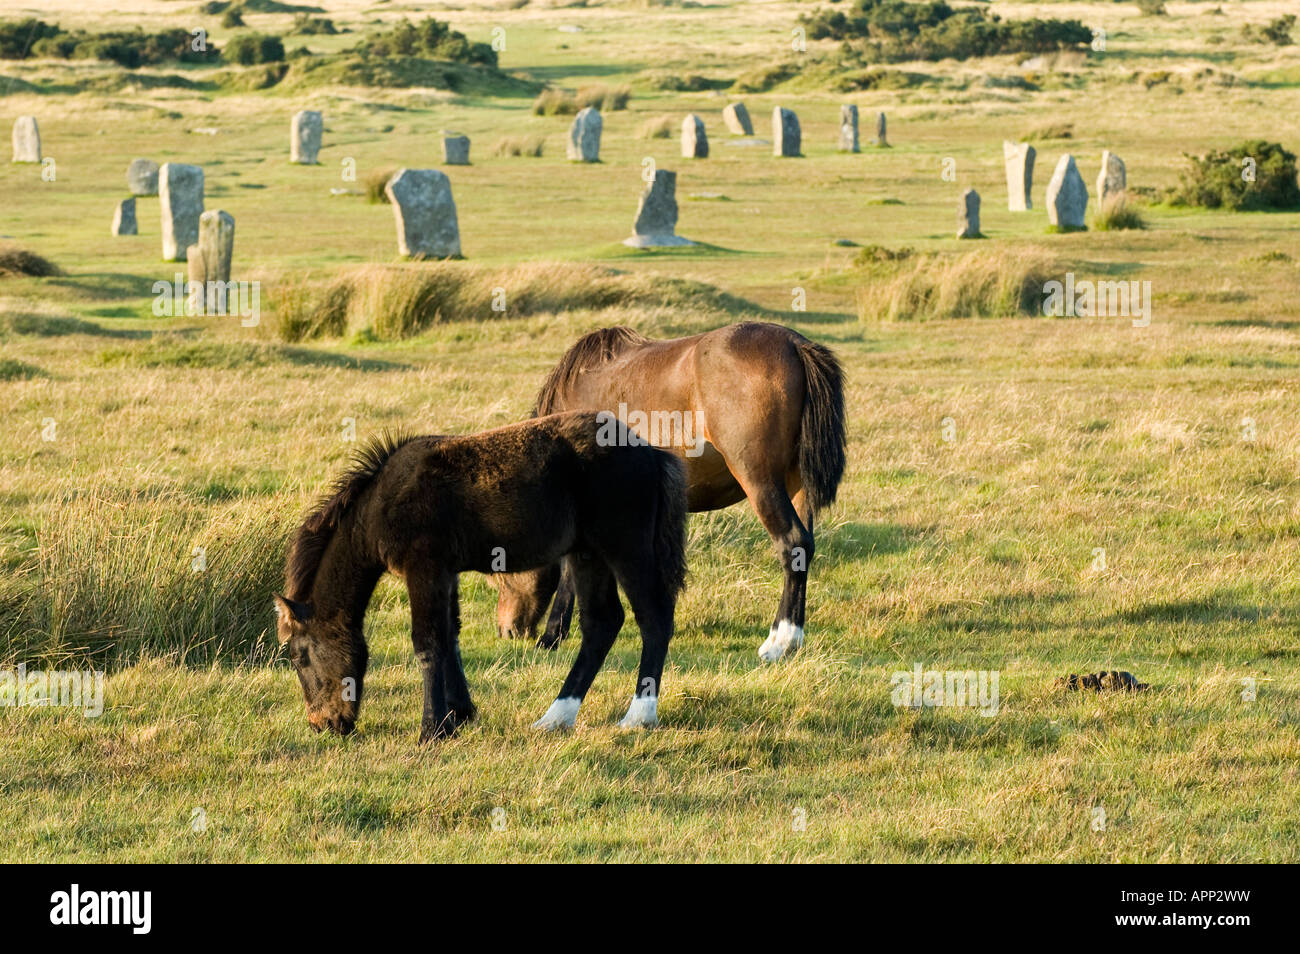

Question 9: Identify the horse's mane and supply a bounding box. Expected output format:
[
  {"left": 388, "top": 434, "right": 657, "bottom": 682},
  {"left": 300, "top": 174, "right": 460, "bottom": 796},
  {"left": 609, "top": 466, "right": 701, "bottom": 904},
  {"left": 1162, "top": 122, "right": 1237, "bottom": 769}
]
[
  {"left": 532, "top": 326, "right": 650, "bottom": 416},
  {"left": 285, "top": 431, "right": 414, "bottom": 602}
]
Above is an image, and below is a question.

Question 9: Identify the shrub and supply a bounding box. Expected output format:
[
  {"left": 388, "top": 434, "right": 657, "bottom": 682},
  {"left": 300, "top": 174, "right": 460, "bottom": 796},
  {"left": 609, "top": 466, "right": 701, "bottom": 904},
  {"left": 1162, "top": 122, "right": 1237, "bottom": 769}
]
[
  {"left": 1241, "top": 15, "right": 1294, "bottom": 45},
  {"left": 221, "top": 9, "right": 245, "bottom": 28},
  {"left": 359, "top": 17, "right": 496, "bottom": 67},
  {"left": 855, "top": 246, "right": 1064, "bottom": 322},
  {"left": 1171, "top": 140, "right": 1300, "bottom": 211},
  {"left": 1093, "top": 194, "right": 1147, "bottom": 231},
  {"left": 492, "top": 135, "right": 545, "bottom": 157},
  {"left": 2, "top": 20, "right": 221, "bottom": 66},
  {"left": 0, "top": 244, "right": 60, "bottom": 277},
  {"left": 292, "top": 14, "right": 338, "bottom": 35},
  {"left": 224, "top": 32, "right": 285, "bottom": 65}
]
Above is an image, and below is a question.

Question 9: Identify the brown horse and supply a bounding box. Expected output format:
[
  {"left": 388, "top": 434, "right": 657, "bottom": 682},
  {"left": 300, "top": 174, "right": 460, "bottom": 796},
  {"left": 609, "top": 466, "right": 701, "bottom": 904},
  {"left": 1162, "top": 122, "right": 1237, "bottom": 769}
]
[
  {"left": 495, "top": 321, "right": 846, "bottom": 662},
  {"left": 275, "top": 411, "right": 687, "bottom": 742}
]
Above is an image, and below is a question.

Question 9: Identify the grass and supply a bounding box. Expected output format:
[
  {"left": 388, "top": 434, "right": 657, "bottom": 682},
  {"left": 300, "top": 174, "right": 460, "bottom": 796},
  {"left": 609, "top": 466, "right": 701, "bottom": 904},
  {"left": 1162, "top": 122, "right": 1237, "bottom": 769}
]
[
  {"left": 2, "top": 0, "right": 1300, "bottom": 862},
  {"left": 1093, "top": 194, "right": 1148, "bottom": 232}
]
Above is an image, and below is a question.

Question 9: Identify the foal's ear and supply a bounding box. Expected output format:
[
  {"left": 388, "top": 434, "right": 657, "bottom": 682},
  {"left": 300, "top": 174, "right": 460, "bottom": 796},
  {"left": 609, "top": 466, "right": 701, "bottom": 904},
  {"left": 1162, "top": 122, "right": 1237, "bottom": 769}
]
[{"left": 273, "top": 594, "right": 314, "bottom": 634}]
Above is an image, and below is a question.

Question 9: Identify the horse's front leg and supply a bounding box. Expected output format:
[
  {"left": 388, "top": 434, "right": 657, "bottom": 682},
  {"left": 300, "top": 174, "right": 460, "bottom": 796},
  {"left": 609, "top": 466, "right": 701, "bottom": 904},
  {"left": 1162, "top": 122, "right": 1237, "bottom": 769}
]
[{"left": 409, "top": 567, "right": 473, "bottom": 743}]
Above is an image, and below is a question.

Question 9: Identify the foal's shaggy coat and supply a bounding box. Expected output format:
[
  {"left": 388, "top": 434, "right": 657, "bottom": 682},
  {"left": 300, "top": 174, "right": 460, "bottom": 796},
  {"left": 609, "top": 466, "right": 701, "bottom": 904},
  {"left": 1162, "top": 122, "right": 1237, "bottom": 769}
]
[{"left": 276, "top": 411, "right": 687, "bottom": 742}]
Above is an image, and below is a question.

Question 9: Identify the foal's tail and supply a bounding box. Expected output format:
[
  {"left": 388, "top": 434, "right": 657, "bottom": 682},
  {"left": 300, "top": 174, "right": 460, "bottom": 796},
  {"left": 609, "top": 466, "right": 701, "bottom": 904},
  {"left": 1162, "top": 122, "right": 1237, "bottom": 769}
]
[
  {"left": 651, "top": 449, "right": 689, "bottom": 599},
  {"left": 794, "top": 337, "right": 847, "bottom": 513}
]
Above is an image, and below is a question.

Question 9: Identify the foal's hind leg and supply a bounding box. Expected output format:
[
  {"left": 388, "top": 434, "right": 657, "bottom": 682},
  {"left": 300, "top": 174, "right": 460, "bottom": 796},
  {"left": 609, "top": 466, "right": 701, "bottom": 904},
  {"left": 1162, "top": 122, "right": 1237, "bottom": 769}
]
[
  {"left": 532, "top": 559, "right": 623, "bottom": 731},
  {"left": 610, "top": 569, "right": 675, "bottom": 729},
  {"left": 536, "top": 558, "right": 576, "bottom": 651},
  {"left": 409, "top": 568, "right": 475, "bottom": 743}
]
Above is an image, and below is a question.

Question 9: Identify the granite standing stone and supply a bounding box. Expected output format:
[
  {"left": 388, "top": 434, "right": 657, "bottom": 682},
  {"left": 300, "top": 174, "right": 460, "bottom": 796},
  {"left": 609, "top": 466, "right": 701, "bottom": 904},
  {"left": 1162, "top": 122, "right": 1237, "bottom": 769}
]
[
  {"left": 956, "top": 188, "right": 981, "bottom": 239},
  {"left": 127, "top": 158, "right": 159, "bottom": 196},
  {"left": 385, "top": 168, "right": 461, "bottom": 258},
  {"left": 872, "top": 111, "right": 888, "bottom": 147},
  {"left": 566, "top": 107, "right": 602, "bottom": 162},
  {"left": 159, "top": 162, "right": 204, "bottom": 261},
  {"left": 1096, "top": 150, "right": 1126, "bottom": 205},
  {"left": 1003, "top": 141, "right": 1035, "bottom": 211},
  {"left": 11, "top": 116, "right": 40, "bottom": 163},
  {"left": 624, "top": 169, "right": 694, "bottom": 248},
  {"left": 722, "top": 102, "right": 753, "bottom": 136},
  {"left": 1046, "top": 154, "right": 1089, "bottom": 229},
  {"left": 290, "top": 110, "right": 323, "bottom": 164},
  {"left": 681, "top": 114, "right": 708, "bottom": 158},
  {"left": 111, "top": 198, "right": 137, "bottom": 237},
  {"left": 442, "top": 132, "right": 471, "bottom": 165},
  {"left": 839, "top": 104, "right": 859, "bottom": 153},
  {"left": 772, "top": 107, "right": 801, "bottom": 157}
]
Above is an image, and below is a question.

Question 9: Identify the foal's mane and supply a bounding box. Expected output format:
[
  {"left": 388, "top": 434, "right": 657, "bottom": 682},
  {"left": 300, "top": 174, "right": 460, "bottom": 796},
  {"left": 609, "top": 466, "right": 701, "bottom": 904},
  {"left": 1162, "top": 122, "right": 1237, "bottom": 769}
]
[
  {"left": 285, "top": 431, "right": 414, "bottom": 602},
  {"left": 533, "top": 326, "right": 650, "bottom": 416}
]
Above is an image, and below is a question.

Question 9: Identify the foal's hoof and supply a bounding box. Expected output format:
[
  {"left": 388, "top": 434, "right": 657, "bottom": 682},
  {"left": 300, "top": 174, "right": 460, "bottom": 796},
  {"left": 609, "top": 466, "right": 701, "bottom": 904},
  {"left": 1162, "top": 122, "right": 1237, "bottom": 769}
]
[
  {"left": 618, "top": 695, "right": 658, "bottom": 730},
  {"left": 532, "top": 697, "right": 580, "bottom": 731},
  {"left": 418, "top": 706, "right": 476, "bottom": 744},
  {"left": 758, "top": 622, "right": 805, "bottom": 662}
]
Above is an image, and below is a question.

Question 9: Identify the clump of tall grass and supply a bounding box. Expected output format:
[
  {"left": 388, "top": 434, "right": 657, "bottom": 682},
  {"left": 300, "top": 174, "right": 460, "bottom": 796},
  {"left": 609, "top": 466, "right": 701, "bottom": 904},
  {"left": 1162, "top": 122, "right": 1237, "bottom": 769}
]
[
  {"left": 272, "top": 262, "right": 758, "bottom": 341},
  {"left": 855, "top": 246, "right": 1064, "bottom": 322},
  {"left": 492, "top": 134, "right": 545, "bottom": 157},
  {"left": 364, "top": 167, "right": 396, "bottom": 204},
  {"left": 531, "top": 88, "right": 578, "bottom": 116},
  {"left": 0, "top": 243, "right": 61, "bottom": 278},
  {"left": 576, "top": 83, "right": 630, "bottom": 111},
  {"left": 638, "top": 114, "right": 674, "bottom": 138},
  {"left": 1093, "top": 193, "right": 1148, "bottom": 231},
  {"left": 1, "top": 494, "right": 295, "bottom": 667}
]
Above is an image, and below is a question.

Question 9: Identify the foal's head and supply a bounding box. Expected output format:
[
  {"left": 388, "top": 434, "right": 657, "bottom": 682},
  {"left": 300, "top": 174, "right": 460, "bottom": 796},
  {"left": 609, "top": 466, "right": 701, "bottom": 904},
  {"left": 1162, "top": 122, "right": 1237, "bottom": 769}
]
[{"left": 275, "top": 595, "right": 368, "bottom": 736}]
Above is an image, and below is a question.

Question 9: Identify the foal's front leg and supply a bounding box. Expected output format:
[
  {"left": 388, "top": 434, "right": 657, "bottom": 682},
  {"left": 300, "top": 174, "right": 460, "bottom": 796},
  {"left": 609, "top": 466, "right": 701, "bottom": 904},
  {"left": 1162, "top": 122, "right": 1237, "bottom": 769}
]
[{"left": 409, "top": 568, "right": 475, "bottom": 743}]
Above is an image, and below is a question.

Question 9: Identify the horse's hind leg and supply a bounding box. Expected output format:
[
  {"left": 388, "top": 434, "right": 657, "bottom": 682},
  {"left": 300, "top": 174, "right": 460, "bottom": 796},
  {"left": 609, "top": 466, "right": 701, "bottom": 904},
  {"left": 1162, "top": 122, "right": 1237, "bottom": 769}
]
[
  {"left": 745, "top": 479, "right": 813, "bottom": 663},
  {"left": 409, "top": 568, "right": 475, "bottom": 743},
  {"left": 532, "top": 558, "right": 623, "bottom": 731},
  {"left": 536, "top": 558, "right": 576, "bottom": 650}
]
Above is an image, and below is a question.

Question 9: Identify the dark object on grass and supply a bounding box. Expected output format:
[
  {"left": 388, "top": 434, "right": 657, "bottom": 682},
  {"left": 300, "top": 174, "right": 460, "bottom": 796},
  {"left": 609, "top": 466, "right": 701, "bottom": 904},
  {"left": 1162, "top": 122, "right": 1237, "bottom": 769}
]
[{"left": 1055, "top": 670, "right": 1150, "bottom": 692}]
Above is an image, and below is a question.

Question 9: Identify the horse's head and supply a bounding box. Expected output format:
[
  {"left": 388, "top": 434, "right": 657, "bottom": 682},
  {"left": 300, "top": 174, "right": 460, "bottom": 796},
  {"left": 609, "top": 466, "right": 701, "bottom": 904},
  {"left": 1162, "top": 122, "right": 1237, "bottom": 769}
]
[
  {"left": 274, "top": 595, "right": 368, "bottom": 735},
  {"left": 493, "top": 564, "right": 561, "bottom": 640}
]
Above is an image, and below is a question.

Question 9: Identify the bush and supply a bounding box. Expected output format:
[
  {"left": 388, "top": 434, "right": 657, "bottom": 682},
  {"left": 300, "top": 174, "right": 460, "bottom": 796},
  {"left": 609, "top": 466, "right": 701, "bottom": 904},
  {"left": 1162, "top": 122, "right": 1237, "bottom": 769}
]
[
  {"left": 1241, "top": 15, "right": 1294, "bottom": 45},
  {"left": 855, "top": 246, "right": 1063, "bottom": 322},
  {"left": 221, "top": 9, "right": 245, "bottom": 28},
  {"left": 2, "top": 20, "right": 220, "bottom": 66},
  {"left": 0, "top": 243, "right": 60, "bottom": 277},
  {"left": 292, "top": 14, "right": 338, "bottom": 35},
  {"left": 224, "top": 32, "right": 284, "bottom": 65},
  {"left": 492, "top": 135, "right": 545, "bottom": 157},
  {"left": 1171, "top": 140, "right": 1300, "bottom": 211},
  {"left": 359, "top": 17, "right": 496, "bottom": 67},
  {"left": 1093, "top": 194, "right": 1147, "bottom": 231}
]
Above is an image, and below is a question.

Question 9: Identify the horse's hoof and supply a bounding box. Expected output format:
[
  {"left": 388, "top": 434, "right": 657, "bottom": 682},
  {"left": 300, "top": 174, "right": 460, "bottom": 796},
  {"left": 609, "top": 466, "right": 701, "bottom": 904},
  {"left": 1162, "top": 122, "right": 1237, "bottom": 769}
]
[
  {"left": 758, "top": 622, "right": 804, "bottom": 662},
  {"left": 532, "top": 696, "right": 580, "bottom": 731},
  {"left": 617, "top": 695, "right": 658, "bottom": 730}
]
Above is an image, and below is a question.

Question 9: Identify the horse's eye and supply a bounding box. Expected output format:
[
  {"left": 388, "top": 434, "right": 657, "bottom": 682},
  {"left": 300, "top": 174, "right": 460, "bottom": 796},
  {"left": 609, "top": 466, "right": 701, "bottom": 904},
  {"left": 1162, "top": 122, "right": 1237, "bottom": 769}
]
[{"left": 295, "top": 643, "right": 311, "bottom": 668}]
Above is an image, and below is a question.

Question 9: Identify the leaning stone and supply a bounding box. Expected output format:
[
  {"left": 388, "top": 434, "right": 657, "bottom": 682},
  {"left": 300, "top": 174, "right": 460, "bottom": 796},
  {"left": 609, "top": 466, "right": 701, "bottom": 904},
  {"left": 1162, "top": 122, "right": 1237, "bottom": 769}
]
[
  {"left": 839, "top": 105, "right": 859, "bottom": 153},
  {"left": 159, "top": 162, "right": 204, "bottom": 262},
  {"left": 956, "top": 188, "right": 981, "bottom": 239},
  {"left": 442, "top": 132, "right": 471, "bottom": 166},
  {"left": 1046, "top": 154, "right": 1089, "bottom": 229},
  {"left": 681, "top": 114, "right": 708, "bottom": 158},
  {"left": 385, "top": 168, "right": 461, "bottom": 259},
  {"left": 1096, "top": 150, "right": 1126, "bottom": 205},
  {"left": 127, "top": 158, "right": 159, "bottom": 196},
  {"left": 624, "top": 169, "right": 694, "bottom": 248},
  {"left": 290, "top": 110, "right": 323, "bottom": 164},
  {"left": 872, "top": 111, "right": 888, "bottom": 147},
  {"left": 722, "top": 102, "right": 753, "bottom": 136},
  {"left": 1003, "top": 141, "right": 1035, "bottom": 211},
  {"left": 111, "top": 198, "right": 137, "bottom": 237},
  {"left": 11, "top": 116, "right": 40, "bottom": 163},
  {"left": 772, "top": 107, "right": 801, "bottom": 157},
  {"left": 566, "top": 107, "right": 602, "bottom": 162}
]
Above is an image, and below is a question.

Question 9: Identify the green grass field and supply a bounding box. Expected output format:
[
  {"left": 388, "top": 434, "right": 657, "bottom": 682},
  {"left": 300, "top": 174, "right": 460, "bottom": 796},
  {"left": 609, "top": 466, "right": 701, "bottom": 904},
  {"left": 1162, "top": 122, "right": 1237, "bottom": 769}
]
[{"left": 1, "top": 0, "right": 1299, "bottom": 862}]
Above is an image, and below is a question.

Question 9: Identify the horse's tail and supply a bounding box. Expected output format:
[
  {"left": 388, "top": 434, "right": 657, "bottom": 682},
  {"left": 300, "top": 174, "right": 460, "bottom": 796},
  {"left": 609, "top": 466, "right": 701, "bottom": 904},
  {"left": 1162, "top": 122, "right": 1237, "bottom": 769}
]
[
  {"left": 650, "top": 448, "right": 689, "bottom": 599},
  {"left": 793, "top": 336, "right": 847, "bottom": 513}
]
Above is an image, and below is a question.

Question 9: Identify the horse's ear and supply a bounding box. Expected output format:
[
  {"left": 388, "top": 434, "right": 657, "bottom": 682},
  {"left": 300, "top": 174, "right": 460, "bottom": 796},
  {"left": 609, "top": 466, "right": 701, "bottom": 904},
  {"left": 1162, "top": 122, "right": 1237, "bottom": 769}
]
[{"left": 274, "top": 594, "right": 313, "bottom": 631}]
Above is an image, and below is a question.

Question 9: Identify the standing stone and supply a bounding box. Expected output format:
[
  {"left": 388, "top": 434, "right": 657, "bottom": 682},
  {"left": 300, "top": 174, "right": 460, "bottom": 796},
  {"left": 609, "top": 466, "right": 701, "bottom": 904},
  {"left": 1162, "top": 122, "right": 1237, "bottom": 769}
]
[
  {"left": 127, "top": 158, "right": 159, "bottom": 196},
  {"left": 385, "top": 168, "right": 461, "bottom": 258},
  {"left": 441, "top": 133, "right": 470, "bottom": 165},
  {"left": 624, "top": 169, "right": 693, "bottom": 248},
  {"left": 1003, "top": 141, "right": 1035, "bottom": 211},
  {"left": 189, "top": 210, "right": 235, "bottom": 312},
  {"left": 159, "top": 162, "right": 204, "bottom": 261},
  {"left": 111, "top": 198, "right": 137, "bottom": 237},
  {"left": 290, "top": 110, "right": 323, "bottom": 164},
  {"left": 566, "top": 107, "right": 602, "bottom": 162},
  {"left": 772, "top": 107, "right": 801, "bottom": 157},
  {"left": 839, "top": 104, "right": 859, "bottom": 153},
  {"left": 186, "top": 245, "right": 206, "bottom": 313},
  {"left": 11, "top": 116, "right": 40, "bottom": 163},
  {"left": 872, "top": 111, "right": 888, "bottom": 147},
  {"left": 722, "top": 102, "right": 753, "bottom": 136},
  {"left": 681, "top": 114, "right": 708, "bottom": 159},
  {"left": 1046, "top": 154, "right": 1089, "bottom": 229},
  {"left": 956, "top": 189, "right": 981, "bottom": 239},
  {"left": 1096, "top": 150, "right": 1126, "bottom": 205}
]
